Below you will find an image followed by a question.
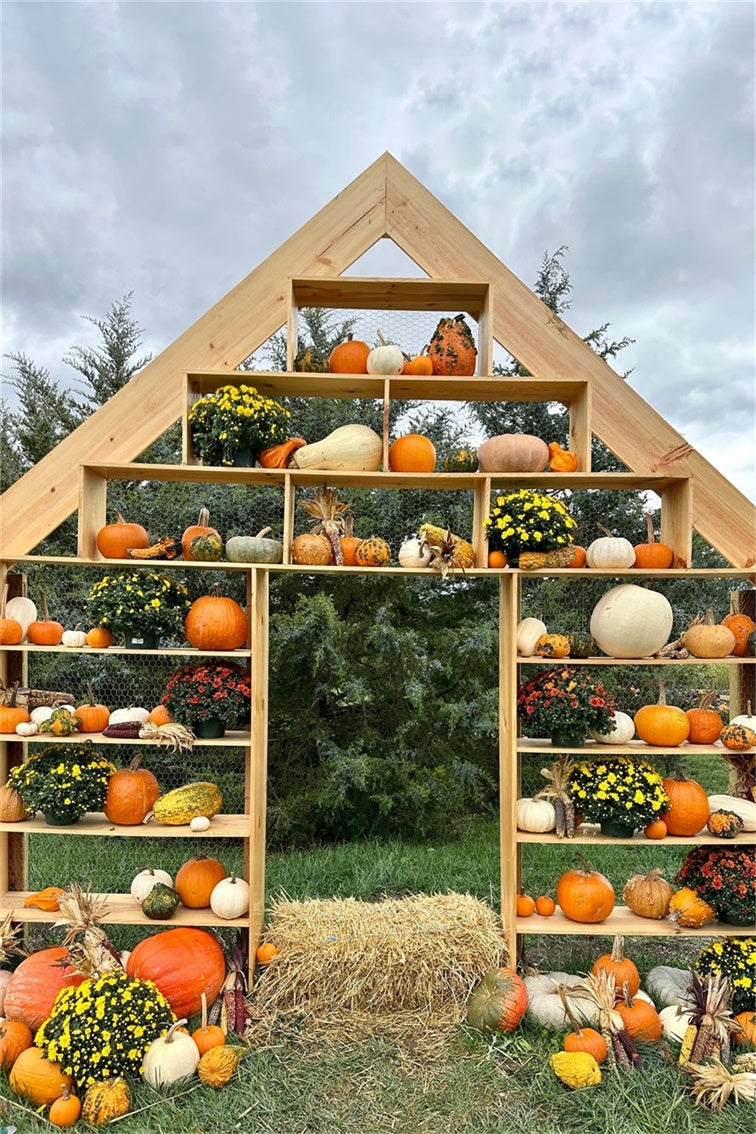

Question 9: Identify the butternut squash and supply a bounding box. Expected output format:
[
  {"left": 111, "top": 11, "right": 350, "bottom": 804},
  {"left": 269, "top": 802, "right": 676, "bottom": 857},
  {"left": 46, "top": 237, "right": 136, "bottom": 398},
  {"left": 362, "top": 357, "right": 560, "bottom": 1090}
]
[{"left": 290, "top": 425, "right": 382, "bottom": 472}]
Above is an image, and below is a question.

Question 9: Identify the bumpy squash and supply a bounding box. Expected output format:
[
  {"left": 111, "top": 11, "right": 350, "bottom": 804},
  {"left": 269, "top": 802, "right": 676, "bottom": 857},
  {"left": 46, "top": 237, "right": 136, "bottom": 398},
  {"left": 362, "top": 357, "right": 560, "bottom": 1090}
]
[
  {"left": 535, "top": 633, "right": 570, "bottom": 658},
  {"left": 442, "top": 448, "right": 478, "bottom": 472},
  {"left": 706, "top": 809, "right": 745, "bottom": 838},
  {"left": 82, "top": 1077, "right": 132, "bottom": 1125},
  {"left": 549, "top": 1050, "right": 602, "bottom": 1089},
  {"left": 568, "top": 632, "right": 595, "bottom": 659},
  {"left": 151, "top": 782, "right": 223, "bottom": 826},
  {"left": 428, "top": 314, "right": 477, "bottom": 376},
  {"left": 720, "top": 722, "right": 756, "bottom": 751},
  {"left": 197, "top": 1044, "right": 246, "bottom": 1087},
  {"left": 188, "top": 533, "right": 223, "bottom": 562},
  {"left": 141, "top": 882, "right": 181, "bottom": 919}
]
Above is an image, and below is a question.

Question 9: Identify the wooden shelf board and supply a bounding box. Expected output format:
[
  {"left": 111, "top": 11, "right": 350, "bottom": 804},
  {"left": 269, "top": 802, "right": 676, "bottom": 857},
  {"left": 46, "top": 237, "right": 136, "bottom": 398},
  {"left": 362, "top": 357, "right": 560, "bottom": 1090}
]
[
  {"left": 517, "top": 831, "right": 755, "bottom": 846},
  {"left": 0, "top": 812, "right": 251, "bottom": 837},
  {"left": 518, "top": 655, "right": 756, "bottom": 665},
  {"left": 289, "top": 277, "right": 490, "bottom": 313},
  {"left": 388, "top": 376, "right": 588, "bottom": 403},
  {"left": 517, "top": 738, "right": 752, "bottom": 753},
  {"left": 2, "top": 891, "right": 249, "bottom": 926},
  {"left": 16, "top": 731, "right": 250, "bottom": 747},
  {"left": 515, "top": 906, "right": 753, "bottom": 936},
  {"left": 0, "top": 644, "right": 252, "bottom": 657}
]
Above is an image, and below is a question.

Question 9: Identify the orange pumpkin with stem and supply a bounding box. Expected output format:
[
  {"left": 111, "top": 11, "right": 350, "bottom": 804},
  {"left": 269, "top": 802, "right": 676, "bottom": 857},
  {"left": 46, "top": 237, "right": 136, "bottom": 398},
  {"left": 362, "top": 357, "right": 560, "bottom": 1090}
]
[
  {"left": 86, "top": 626, "right": 114, "bottom": 649},
  {"left": 0, "top": 1019, "right": 33, "bottom": 1070},
  {"left": 617, "top": 982, "right": 662, "bottom": 1042},
  {"left": 184, "top": 584, "right": 248, "bottom": 651},
  {"left": 0, "top": 682, "right": 30, "bottom": 734},
  {"left": 328, "top": 335, "right": 370, "bottom": 374},
  {"left": 634, "top": 681, "right": 690, "bottom": 747},
  {"left": 685, "top": 690, "right": 723, "bottom": 744},
  {"left": 632, "top": 514, "right": 674, "bottom": 569},
  {"left": 661, "top": 770, "right": 710, "bottom": 836},
  {"left": 734, "top": 1010, "right": 756, "bottom": 1046},
  {"left": 591, "top": 936, "right": 640, "bottom": 997},
  {"left": 75, "top": 684, "right": 111, "bottom": 733},
  {"left": 0, "top": 584, "right": 23, "bottom": 645},
  {"left": 389, "top": 433, "right": 436, "bottom": 473},
  {"left": 556, "top": 855, "right": 615, "bottom": 923},
  {"left": 643, "top": 818, "right": 668, "bottom": 840},
  {"left": 96, "top": 510, "right": 149, "bottom": 559},
  {"left": 535, "top": 894, "right": 556, "bottom": 916},
  {"left": 104, "top": 754, "right": 160, "bottom": 825},
  {"left": 404, "top": 350, "right": 433, "bottom": 376},
  {"left": 558, "top": 987, "right": 607, "bottom": 1064},
  {"left": 126, "top": 927, "right": 225, "bottom": 1020},
  {"left": 516, "top": 893, "right": 536, "bottom": 917},
  {"left": 339, "top": 514, "right": 363, "bottom": 567},
  {"left": 191, "top": 991, "right": 226, "bottom": 1055},
  {"left": 26, "top": 594, "right": 63, "bottom": 645},
  {"left": 175, "top": 855, "right": 226, "bottom": 908},
  {"left": 722, "top": 612, "right": 756, "bottom": 657},
  {"left": 488, "top": 550, "right": 507, "bottom": 569},
  {"left": 8, "top": 1045, "right": 73, "bottom": 1105},
  {"left": 3, "top": 946, "right": 86, "bottom": 1031},
  {"left": 182, "top": 506, "right": 220, "bottom": 560},
  {"left": 149, "top": 704, "right": 172, "bottom": 725},
  {"left": 49, "top": 1084, "right": 82, "bottom": 1128}
]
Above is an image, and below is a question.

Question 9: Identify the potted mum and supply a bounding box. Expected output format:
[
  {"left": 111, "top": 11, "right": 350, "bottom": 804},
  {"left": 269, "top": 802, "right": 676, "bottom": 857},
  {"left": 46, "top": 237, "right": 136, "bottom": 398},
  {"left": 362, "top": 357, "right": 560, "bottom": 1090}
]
[
  {"left": 188, "top": 383, "right": 292, "bottom": 467},
  {"left": 517, "top": 666, "right": 615, "bottom": 747},
  {"left": 161, "top": 660, "right": 251, "bottom": 738},
  {"left": 485, "top": 489, "right": 577, "bottom": 565},
  {"left": 6, "top": 743, "right": 116, "bottom": 825},
  {"left": 695, "top": 937, "right": 756, "bottom": 1015},
  {"left": 676, "top": 846, "right": 756, "bottom": 928},
  {"left": 87, "top": 571, "right": 190, "bottom": 649},
  {"left": 567, "top": 755, "right": 669, "bottom": 837}
]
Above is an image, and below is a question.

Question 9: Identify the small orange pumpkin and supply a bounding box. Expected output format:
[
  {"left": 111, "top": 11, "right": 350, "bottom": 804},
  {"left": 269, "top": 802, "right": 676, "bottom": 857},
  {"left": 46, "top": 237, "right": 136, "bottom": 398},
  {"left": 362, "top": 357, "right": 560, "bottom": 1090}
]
[
  {"left": 49, "top": 1085, "right": 82, "bottom": 1128},
  {"left": 487, "top": 550, "right": 507, "bottom": 569},
  {"left": 632, "top": 514, "right": 674, "bottom": 569},
  {"left": 75, "top": 685, "right": 111, "bottom": 733},
  {"left": 0, "top": 1019, "right": 33, "bottom": 1070},
  {"left": 96, "top": 510, "right": 149, "bottom": 559},
  {"left": 191, "top": 991, "right": 226, "bottom": 1055},
  {"left": 256, "top": 942, "right": 279, "bottom": 966},
  {"left": 535, "top": 895, "right": 556, "bottom": 916},
  {"left": 734, "top": 1010, "right": 756, "bottom": 1046},
  {"left": 591, "top": 936, "right": 640, "bottom": 997},
  {"left": 634, "top": 682, "right": 690, "bottom": 747},
  {"left": 104, "top": 754, "right": 160, "bottom": 826},
  {"left": 685, "top": 690, "right": 723, "bottom": 745},
  {"left": 0, "top": 683, "right": 30, "bottom": 734},
  {"left": 616, "top": 984, "right": 662, "bottom": 1042},
  {"left": 86, "top": 626, "right": 114, "bottom": 649},
  {"left": 175, "top": 855, "right": 227, "bottom": 908},
  {"left": 516, "top": 893, "right": 536, "bottom": 917},
  {"left": 26, "top": 594, "right": 63, "bottom": 646},
  {"left": 328, "top": 335, "right": 370, "bottom": 374},
  {"left": 404, "top": 351, "right": 433, "bottom": 375},
  {"left": 667, "top": 887, "right": 717, "bottom": 928},
  {"left": 643, "top": 819, "right": 668, "bottom": 840}
]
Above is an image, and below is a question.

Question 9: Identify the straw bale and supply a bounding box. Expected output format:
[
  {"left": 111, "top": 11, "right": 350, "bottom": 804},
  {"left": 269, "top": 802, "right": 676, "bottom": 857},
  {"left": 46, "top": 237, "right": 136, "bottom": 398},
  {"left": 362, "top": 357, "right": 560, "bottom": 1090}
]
[{"left": 249, "top": 891, "right": 508, "bottom": 1048}]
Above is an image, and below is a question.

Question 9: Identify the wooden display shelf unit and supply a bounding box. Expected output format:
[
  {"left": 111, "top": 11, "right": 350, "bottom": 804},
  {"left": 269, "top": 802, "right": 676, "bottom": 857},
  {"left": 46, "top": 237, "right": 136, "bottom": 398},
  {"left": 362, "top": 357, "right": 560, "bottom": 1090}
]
[{"left": 516, "top": 831, "right": 754, "bottom": 847}]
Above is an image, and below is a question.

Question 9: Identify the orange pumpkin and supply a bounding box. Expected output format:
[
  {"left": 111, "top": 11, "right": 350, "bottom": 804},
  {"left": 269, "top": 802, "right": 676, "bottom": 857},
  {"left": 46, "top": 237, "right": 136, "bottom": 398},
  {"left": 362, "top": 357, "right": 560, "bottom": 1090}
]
[
  {"left": 616, "top": 985, "right": 662, "bottom": 1042},
  {"left": 8, "top": 1045, "right": 73, "bottom": 1105},
  {"left": 104, "top": 754, "right": 160, "bottom": 825},
  {"left": 632, "top": 515, "right": 674, "bottom": 569},
  {"left": 634, "top": 683, "right": 690, "bottom": 747},
  {"left": 339, "top": 514, "right": 362, "bottom": 567},
  {"left": 148, "top": 704, "right": 172, "bottom": 725},
  {"left": 643, "top": 819, "right": 668, "bottom": 840},
  {"left": 355, "top": 537, "right": 391, "bottom": 567},
  {"left": 661, "top": 771, "right": 710, "bottom": 836},
  {"left": 487, "top": 550, "right": 507, "bottom": 569},
  {"left": 591, "top": 936, "right": 640, "bottom": 997},
  {"left": 175, "top": 855, "right": 227, "bottom": 908},
  {"left": 563, "top": 545, "right": 587, "bottom": 568},
  {"left": 96, "top": 510, "right": 149, "bottom": 559},
  {"left": 722, "top": 612, "right": 756, "bottom": 657},
  {"left": 26, "top": 594, "right": 63, "bottom": 646},
  {"left": 0, "top": 586, "right": 22, "bottom": 645},
  {"left": 405, "top": 352, "right": 433, "bottom": 375},
  {"left": 256, "top": 942, "right": 279, "bottom": 966},
  {"left": 0, "top": 1019, "right": 33, "bottom": 1070},
  {"left": 290, "top": 533, "right": 333, "bottom": 565},
  {"left": 535, "top": 895, "right": 556, "bottom": 916},
  {"left": 388, "top": 433, "right": 436, "bottom": 473},
  {"left": 328, "top": 335, "right": 370, "bottom": 374},
  {"left": 564, "top": 1025, "right": 608, "bottom": 1064},
  {"left": 24, "top": 886, "right": 65, "bottom": 911},
  {"left": 86, "top": 626, "right": 114, "bottom": 649},
  {"left": 182, "top": 507, "right": 220, "bottom": 560},
  {"left": 516, "top": 893, "right": 536, "bottom": 917},
  {"left": 734, "top": 1010, "right": 756, "bottom": 1046},
  {"left": 49, "top": 1085, "right": 82, "bottom": 1128},
  {"left": 0, "top": 683, "right": 30, "bottom": 734},
  {"left": 3, "top": 946, "right": 86, "bottom": 1031},
  {"left": 685, "top": 690, "right": 723, "bottom": 745},
  {"left": 184, "top": 585, "right": 248, "bottom": 651},
  {"left": 75, "top": 685, "right": 111, "bottom": 733},
  {"left": 556, "top": 855, "right": 615, "bottom": 924},
  {"left": 126, "top": 927, "right": 226, "bottom": 1020},
  {"left": 191, "top": 992, "right": 226, "bottom": 1055}
]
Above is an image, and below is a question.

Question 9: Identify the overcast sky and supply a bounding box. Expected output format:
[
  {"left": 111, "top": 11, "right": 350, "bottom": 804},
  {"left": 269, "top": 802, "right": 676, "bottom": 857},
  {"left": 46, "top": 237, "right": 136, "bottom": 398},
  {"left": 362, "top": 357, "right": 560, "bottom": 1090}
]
[{"left": 2, "top": 1, "right": 754, "bottom": 498}]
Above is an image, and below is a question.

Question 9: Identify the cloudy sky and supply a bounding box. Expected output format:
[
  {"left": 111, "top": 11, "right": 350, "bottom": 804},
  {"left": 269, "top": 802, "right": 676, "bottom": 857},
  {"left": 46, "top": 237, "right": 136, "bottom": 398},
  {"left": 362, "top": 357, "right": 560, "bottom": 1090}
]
[{"left": 2, "top": 1, "right": 754, "bottom": 497}]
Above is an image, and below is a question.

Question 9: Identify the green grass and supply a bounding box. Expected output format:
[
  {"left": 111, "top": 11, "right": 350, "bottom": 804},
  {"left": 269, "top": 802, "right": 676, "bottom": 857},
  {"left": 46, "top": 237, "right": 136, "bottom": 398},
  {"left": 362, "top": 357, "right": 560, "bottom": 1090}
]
[{"left": 3, "top": 820, "right": 751, "bottom": 1133}]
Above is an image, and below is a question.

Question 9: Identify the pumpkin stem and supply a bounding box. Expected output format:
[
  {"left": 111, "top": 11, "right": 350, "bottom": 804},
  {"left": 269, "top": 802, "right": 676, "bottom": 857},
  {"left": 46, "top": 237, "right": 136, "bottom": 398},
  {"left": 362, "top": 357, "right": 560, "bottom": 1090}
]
[
  {"left": 200, "top": 990, "right": 208, "bottom": 1030},
  {"left": 255, "top": 528, "right": 273, "bottom": 539},
  {"left": 196, "top": 506, "right": 211, "bottom": 526},
  {"left": 376, "top": 329, "right": 388, "bottom": 347},
  {"left": 164, "top": 1018, "right": 189, "bottom": 1043},
  {"left": 596, "top": 523, "right": 615, "bottom": 538},
  {"left": 610, "top": 935, "right": 626, "bottom": 964},
  {"left": 574, "top": 852, "right": 595, "bottom": 875},
  {"left": 645, "top": 513, "right": 656, "bottom": 544},
  {"left": 40, "top": 592, "right": 51, "bottom": 622}
]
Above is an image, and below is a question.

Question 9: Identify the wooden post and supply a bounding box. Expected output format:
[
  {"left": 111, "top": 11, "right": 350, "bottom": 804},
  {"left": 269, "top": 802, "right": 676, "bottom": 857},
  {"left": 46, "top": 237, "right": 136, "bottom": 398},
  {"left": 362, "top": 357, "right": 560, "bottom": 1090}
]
[{"left": 729, "top": 588, "right": 756, "bottom": 716}]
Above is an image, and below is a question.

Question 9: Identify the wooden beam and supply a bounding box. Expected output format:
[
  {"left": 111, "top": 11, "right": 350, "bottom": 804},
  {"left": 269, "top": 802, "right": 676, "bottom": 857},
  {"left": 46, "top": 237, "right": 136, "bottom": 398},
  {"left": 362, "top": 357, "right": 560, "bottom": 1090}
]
[
  {"left": 384, "top": 155, "right": 755, "bottom": 566},
  {"left": 0, "top": 155, "right": 391, "bottom": 556}
]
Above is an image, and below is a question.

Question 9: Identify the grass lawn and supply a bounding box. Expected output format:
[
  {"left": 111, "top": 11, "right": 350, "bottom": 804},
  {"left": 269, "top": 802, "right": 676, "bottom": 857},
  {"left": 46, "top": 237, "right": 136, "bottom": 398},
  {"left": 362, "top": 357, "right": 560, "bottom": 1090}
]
[{"left": 2, "top": 819, "right": 752, "bottom": 1133}]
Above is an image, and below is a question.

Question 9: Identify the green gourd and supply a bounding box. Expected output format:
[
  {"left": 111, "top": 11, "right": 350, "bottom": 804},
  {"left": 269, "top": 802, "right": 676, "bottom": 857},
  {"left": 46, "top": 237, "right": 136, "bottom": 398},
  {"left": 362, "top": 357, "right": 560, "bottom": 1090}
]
[
  {"left": 569, "top": 632, "right": 596, "bottom": 659},
  {"left": 189, "top": 533, "right": 223, "bottom": 562},
  {"left": 442, "top": 449, "right": 478, "bottom": 473},
  {"left": 151, "top": 782, "right": 223, "bottom": 826},
  {"left": 225, "top": 528, "right": 284, "bottom": 564},
  {"left": 141, "top": 882, "right": 181, "bottom": 920}
]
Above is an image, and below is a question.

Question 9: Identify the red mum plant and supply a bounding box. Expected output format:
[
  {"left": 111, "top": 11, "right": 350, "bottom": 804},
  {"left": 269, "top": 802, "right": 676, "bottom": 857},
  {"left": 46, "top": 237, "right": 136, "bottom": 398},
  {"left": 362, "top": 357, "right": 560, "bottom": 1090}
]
[{"left": 162, "top": 661, "right": 251, "bottom": 727}]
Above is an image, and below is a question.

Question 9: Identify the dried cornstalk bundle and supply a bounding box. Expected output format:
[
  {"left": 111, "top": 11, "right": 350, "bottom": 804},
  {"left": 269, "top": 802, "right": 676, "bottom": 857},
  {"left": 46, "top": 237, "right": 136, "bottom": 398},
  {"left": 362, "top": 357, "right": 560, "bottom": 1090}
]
[
  {"left": 678, "top": 972, "right": 739, "bottom": 1066},
  {"left": 54, "top": 882, "right": 122, "bottom": 978},
  {"left": 539, "top": 757, "right": 576, "bottom": 838},
  {"left": 720, "top": 750, "right": 756, "bottom": 801},
  {"left": 300, "top": 487, "right": 352, "bottom": 566},
  {"left": 0, "top": 910, "right": 26, "bottom": 964},
  {"left": 572, "top": 969, "right": 641, "bottom": 1071},
  {"left": 217, "top": 937, "right": 250, "bottom": 1035},
  {"left": 0, "top": 678, "right": 74, "bottom": 709},
  {"left": 139, "top": 720, "right": 195, "bottom": 753},
  {"left": 683, "top": 1058, "right": 756, "bottom": 1109}
]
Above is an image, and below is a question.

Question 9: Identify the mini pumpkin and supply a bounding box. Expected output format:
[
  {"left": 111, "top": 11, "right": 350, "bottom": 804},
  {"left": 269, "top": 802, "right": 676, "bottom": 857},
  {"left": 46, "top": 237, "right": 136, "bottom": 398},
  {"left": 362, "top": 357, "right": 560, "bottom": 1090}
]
[
  {"left": 684, "top": 609, "right": 736, "bottom": 658},
  {"left": 685, "top": 690, "right": 723, "bottom": 745}
]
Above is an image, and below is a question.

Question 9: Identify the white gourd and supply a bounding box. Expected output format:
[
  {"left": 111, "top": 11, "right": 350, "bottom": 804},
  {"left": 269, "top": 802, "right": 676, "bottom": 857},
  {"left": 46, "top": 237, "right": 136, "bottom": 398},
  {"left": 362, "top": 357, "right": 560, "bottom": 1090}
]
[
  {"left": 291, "top": 425, "right": 383, "bottom": 472},
  {"left": 585, "top": 536, "right": 636, "bottom": 569},
  {"left": 730, "top": 702, "right": 756, "bottom": 733},
  {"left": 516, "top": 618, "right": 547, "bottom": 657},
  {"left": 590, "top": 584, "right": 673, "bottom": 658},
  {"left": 15, "top": 721, "right": 38, "bottom": 736},
  {"left": 524, "top": 973, "right": 600, "bottom": 1028},
  {"left": 142, "top": 1020, "right": 199, "bottom": 1087},
  {"left": 30, "top": 706, "right": 54, "bottom": 725},
  {"left": 209, "top": 874, "right": 250, "bottom": 920},
  {"left": 109, "top": 706, "right": 150, "bottom": 725},
  {"left": 366, "top": 342, "right": 404, "bottom": 375},
  {"left": 590, "top": 711, "right": 635, "bottom": 745},
  {"left": 398, "top": 539, "right": 432, "bottom": 569},
  {"left": 130, "top": 867, "right": 174, "bottom": 902},
  {"left": 659, "top": 1005, "right": 694, "bottom": 1043},
  {"left": 61, "top": 628, "right": 88, "bottom": 648},
  {"left": 644, "top": 965, "right": 692, "bottom": 1007},
  {"left": 516, "top": 797, "right": 556, "bottom": 832},
  {"left": 190, "top": 815, "right": 211, "bottom": 832},
  {"left": 706, "top": 794, "right": 756, "bottom": 831}
]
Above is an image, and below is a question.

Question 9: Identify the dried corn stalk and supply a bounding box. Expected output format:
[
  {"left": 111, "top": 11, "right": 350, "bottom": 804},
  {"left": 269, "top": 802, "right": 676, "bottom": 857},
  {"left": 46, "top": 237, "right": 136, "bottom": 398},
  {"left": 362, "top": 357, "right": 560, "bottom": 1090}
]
[
  {"left": 539, "top": 757, "right": 576, "bottom": 838},
  {"left": 683, "top": 1058, "right": 756, "bottom": 1109},
  {"left": 678, "top": 972, "right": 739, "bottom": 1067},
  {"left": 54, "top": 883, "right": 122, "bottom": 978},
  {"left": 139, "top": 720, "right": 195, "bottom": 753},
  {"left": 572, "top": 969, "right": 641, "bottom": 1071}
]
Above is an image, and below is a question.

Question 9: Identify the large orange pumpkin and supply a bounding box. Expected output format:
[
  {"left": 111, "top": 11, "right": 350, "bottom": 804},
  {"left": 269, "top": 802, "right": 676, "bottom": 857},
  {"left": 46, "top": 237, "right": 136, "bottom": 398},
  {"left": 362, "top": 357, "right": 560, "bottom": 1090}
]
[
  {"left": 175, "top": 856, "right": 227, "bottom": 908},
  {"left": 184, "top": 585, "right": 248, "bottom": 651},
  {"left": 96, "top": 510, "right": 149, "bottom": 559},
  {"left": 634, "top": 683, "right": 690, "bottom": 747},
  {"left": 3, "top": 946, "right": 86, "bottom": 1031},
  {"left": 617, "top": 987, "right": 663, "bottom": 1042},
  {"left": 8, "top": 1045, "right": 73, "bottom": 1105},
  {"left": 556, "top": 855, "right": 615, "bottom": 923},
  {"left": 388, "top": 434, "right": 436, "bottom": 473},
  {"left": 104, "top": 754, "right": 160, "bottom": 825},
  {"left": 126, "top": 927, "right": 226, "bottom": 1020},
  {"left": 661, "top": 771, "right": 710, "bottom": 836}
]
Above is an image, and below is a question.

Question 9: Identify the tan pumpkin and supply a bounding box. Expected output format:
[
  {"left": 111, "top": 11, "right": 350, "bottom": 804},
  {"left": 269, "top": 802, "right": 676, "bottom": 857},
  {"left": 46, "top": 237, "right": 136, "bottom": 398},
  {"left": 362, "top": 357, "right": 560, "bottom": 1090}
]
[
  {"left": 683, "top": 609, "right": 736, "bottom": 658},
  {"left": 290, "top": 533, "right": 333, "bottom": 565},
  {"left": 476, "top": 433, "right": 549, "bottom": 473},
  {"left": 0, "top": 783, "right": 28, "bottom": 822},
  {"left": 622, "top": 868, "right": 675, "bottom": 920}
]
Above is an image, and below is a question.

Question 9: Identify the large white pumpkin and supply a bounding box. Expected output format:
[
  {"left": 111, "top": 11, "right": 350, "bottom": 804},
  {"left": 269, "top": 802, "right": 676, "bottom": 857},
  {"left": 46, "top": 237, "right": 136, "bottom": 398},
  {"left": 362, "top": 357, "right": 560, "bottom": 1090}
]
[{"left": 590, "top": 584, "right": 673, "bottom": 658}]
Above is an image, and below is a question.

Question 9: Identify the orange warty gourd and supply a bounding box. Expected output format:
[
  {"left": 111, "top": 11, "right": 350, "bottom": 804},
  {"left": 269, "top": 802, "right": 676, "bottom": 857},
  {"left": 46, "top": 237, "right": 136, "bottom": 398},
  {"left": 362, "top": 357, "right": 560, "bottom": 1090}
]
[
  {"left": 355, "top": 537, "right": 391, "bottom": 568},
  {"left": 3, "top": 946, "right": 86, "bottom": 1031},
  {"left": 428, "top": 315, "right": 477, "bottom": 376},
  {"left": 290, "top": 533, "right": 333, "bottom": 565},
  {"left": 0, "top": 1019, "right": 33, "bottom": 1070},
  {"left": 556, "top": 855, "right": 615, "bottom": 924},
  {"left": 668, "top": 887, "right": 717, "bottom": 928},
  {"left": 328, "top": 335, "right": 370, "bottom": 374},
  {"left": 634, "top": 683, "right": 690, "bottom": 747},
  {"left": 104, "top": 754, "right": 160, "bottom": 825},
  {"left": 722, "top": 612, "right": 756, "bottom": 657},
  {"left": 617, "top": 984, "right": 663, "bottom": 1042},
  {"left": 26, "top": 594, "right": 63, "bottom": 646},
  {"left": 8, "top": 1045, "right": 73, "bottom": 1105},
  {"left": 591, "top": 936, "right": 640, "bottom": 997},
  {"left": 661, "top": 771, "right": 710, "bottom": 836},
  {"left": 685, "top": 690, "right": 723, "bottom": 745},
  {"left": 388, "top": 433, "right": 436, "bottom": 473},
  {"left": 175, "top": 855, "right": 227, "bottom": 908},
  {"left": 182, "top": 507, "right": 220, "bottom": 560},
  {"left": 548, "top": 441, "right": 579, "bottom": 473},
  {"left": 632, "top": 515, "right": 674, "bottom": 569},
  {"left": 184, "top": 585, "right": 248, "bottom": 651},
  {"left": 516, "top": 893, "right": 536, "bottom": 917},
  {"left": 96, "top": 510, "right": 149, "bottom": 559}
]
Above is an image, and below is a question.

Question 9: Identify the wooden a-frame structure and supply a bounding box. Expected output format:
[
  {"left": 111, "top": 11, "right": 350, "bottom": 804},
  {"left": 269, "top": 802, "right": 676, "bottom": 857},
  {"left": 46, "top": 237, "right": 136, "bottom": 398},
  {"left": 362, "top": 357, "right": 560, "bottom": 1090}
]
[{"left": 1, "top": 152, "right": 753, "bottom": 563}]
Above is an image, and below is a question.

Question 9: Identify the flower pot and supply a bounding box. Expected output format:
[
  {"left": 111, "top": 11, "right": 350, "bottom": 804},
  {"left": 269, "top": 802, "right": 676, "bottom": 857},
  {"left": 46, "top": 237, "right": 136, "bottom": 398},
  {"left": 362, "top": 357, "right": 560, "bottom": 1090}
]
[
  {"left": 44, "top": 811, "right": 80, "bottom": 827},
  {"left": 549, "top": 731, "right": 586, "bottom": 749},
  {"left": 125, "top": 630, "right": 159, "bottom": 650},
  {"left": 232, "top": 447, "right": 255, "bottom": 468},
  {"left": 600, "top": 819, "right": 637, "bottom": 839},
  {"left": 194, "top": 717, "right": 226, "bottom": 739},
  {"left": 718, "top": 909, "right": 754, "bottom": 927}
]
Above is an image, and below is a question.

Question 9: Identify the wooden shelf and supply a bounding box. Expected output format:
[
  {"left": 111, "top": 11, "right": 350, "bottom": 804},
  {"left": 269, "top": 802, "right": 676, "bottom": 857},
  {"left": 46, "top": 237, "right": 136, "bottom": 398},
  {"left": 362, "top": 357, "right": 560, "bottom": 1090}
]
[
  {"left": 13, "top": 731, "right": 250, "bottom": 747},
  {"left": 0, "top": 644, "right": 252, "bottom": 658},
  {"left": 518, "top": 656, "right": 756, "bottom": 666},
  {"left": 515, "top": 906, "right": 753, "bottom": 936},
  {"left": 2, "top": 890, "right": 249, "bottom": 927},
  {"left": 517, "top": 738, "right": 754, "bottom": 754},
  {"left": 0, "top": 812, "right": 251, "bottom": 837},
  {"left": 517, "top": 830, "right": 755, "bottom": 846}
]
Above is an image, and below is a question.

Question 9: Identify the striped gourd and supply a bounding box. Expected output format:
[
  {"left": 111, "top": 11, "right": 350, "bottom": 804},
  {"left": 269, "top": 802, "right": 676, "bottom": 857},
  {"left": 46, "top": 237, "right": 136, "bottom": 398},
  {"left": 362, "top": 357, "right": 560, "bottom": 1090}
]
[{"left": 152, "top": 782, "right": 223, "bottom": 826}]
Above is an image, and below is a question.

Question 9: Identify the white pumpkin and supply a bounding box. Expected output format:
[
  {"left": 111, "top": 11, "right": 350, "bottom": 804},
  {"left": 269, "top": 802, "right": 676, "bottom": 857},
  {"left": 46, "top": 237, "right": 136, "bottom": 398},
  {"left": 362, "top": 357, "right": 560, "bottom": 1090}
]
[
  {"left": 586, "top": 536, "right": 636, "bottom": 570},
  {"left": 142, "top": 1019, "right": 199, "bottom": 1087},
  {"left": 4, "top": 596, "right": 37, "bottom": 640},
  {"left": 109, "top": 706, "right": 150, "bottom": 725},
  {"left": 15, "top": 721, "right": 38, "bottom": 736},
  {"left": 516, "top": 797, "right": 556, "bottom": 833},
  {"left": 130, "top": 866, "right": 174, "bottom": 902},
  {"left": 366, "top": 341, "right": 404, "bottom": 375},
  {"left": 659, "top": 1004, "right": 694, "bottom": 1043},
  {"left": 707, "top": 794, "right": 756, "bottom": 832},
  {"left": 190, "top": 815, "right": 211, "bottom": 833},
  {"left": 524, "top": 972, "right": 599, "bottom": 1029},
  {"left": 516, "top": 617, "right": 547, "bottom": 657},
  {"left": 29, "top": 705, "right": 54, "bottom": 725},
  {"left": 398, "top": 538, "right": 432, "bottom": 569},
  {"left": 210, "top": 873, "right": 250, "bottom": 920},
  {"left": 731, "top": 702, "right": 756, "bottom": 733},
  {"left": 644, "top": 965, "right": 692, "bottom": 1008},
  {"left": 590, "top": 584, "right": 673, "bottom": 658},
  {"left": 61, "top": 628, "right": 88, "bottom": 648},
  {"left": 590, "top": 710, "right": 635, "bottom": 745}
]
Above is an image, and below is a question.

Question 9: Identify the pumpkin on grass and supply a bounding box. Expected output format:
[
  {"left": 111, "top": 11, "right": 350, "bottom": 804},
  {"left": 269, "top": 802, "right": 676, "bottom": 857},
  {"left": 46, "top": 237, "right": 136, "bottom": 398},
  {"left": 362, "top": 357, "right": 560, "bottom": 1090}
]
[
  {"left": 0, "top": 1019, "right": 33, "bottom": 1070},
  {"left": 142, "top": 1019, "right": 200, "bottom": 1088},
  {"left": 126, "top": 927, "right": 226, "bottom": 1020},
  {"left": 466, "top": 968, "right": 527, "bottom": 1033},
  {"left": 49, "top": 1085, "right": 82, "bottom": 1128},
  {"left": 192, "top": 991, "right": 226, "bottom": 1055},
  {"left": 617, "top": 983, "right": 663, "bottom": 1042},
  {"left": 3, "top": 946, "right": 86, "bottom": 1031},
  {"left": 82, "top": 1076, "right": 131, "bottom": 1124},
  {"left": 9, "top": 1045, "right": 73, "bottom": 1105},
  {"left": 558, "top": 986, "right": 607, "bottom": 1064}
]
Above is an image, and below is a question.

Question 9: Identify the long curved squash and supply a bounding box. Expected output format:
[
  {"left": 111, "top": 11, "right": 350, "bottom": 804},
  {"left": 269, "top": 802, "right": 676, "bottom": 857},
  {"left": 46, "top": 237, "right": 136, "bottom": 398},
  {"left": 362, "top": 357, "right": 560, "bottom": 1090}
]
[{"left": 151, "top": 782, "right": 223, "bottom": 825}]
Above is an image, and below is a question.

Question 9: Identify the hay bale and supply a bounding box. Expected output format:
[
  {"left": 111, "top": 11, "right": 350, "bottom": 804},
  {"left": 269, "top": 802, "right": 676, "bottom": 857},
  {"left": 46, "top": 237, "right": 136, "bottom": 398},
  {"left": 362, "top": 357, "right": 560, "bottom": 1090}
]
[{"left": 250, "top": 892, "right": 508, "bottom": 1046}]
